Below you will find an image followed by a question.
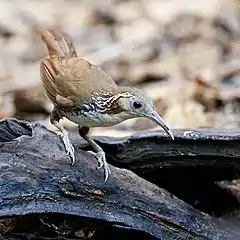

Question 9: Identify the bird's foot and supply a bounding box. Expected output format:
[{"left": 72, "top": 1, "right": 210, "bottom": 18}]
[
  {"left": 88, "top": 150, "right": 111, "bottom": 182},
  {"left": 56, "top": 130, "right": 75, "bottom": 165}
]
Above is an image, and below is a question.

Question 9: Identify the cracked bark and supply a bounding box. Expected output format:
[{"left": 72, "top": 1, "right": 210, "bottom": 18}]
[{"left": 0, "top": 118, "right": 239, "bottom": 240}]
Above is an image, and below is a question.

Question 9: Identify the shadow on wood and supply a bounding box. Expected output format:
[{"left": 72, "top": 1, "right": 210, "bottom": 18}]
[
  {"left": 85, "top": 126, "right": 240, "bottom": 217},
  {"left": 0, "top": 118, "right": 239, "bottom": 239}
]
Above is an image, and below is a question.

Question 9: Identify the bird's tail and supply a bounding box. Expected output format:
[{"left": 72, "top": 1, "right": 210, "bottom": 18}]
[{"left": 37, "top": 28, "right": 77, "bottom": 58}]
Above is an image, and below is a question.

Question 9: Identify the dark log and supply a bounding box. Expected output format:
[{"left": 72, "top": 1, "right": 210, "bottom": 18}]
[
  {"left": 0, "top": 118, "right": 239, "bottom": 240},
  {"left": 76, "top": 126, "right": 240, "bottom": 216},
  {"left": 78, "top": 127, "right": 240, "bottom": 170}
]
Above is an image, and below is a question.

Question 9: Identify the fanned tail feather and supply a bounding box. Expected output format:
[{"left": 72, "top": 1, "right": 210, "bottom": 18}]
[
  {"left": 37, "top": 27, "right": 77, "bottom": 57},
  {"left": 38, "top": 27, "right": 78, "bottom": 104}
]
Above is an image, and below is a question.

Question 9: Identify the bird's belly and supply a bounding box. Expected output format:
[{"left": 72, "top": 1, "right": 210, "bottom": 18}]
[{"left": 62, "top": 111, "right": 130, "bottom": 127}]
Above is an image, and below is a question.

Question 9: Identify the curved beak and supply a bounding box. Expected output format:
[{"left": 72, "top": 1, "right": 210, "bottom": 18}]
[{"left": 146, "top": 111, "right": 174, "bottom": 140}]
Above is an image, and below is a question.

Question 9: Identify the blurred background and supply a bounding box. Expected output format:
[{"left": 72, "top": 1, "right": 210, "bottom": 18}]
[{"left": 0, "top": 0, "right": 239, "bottom": 137}]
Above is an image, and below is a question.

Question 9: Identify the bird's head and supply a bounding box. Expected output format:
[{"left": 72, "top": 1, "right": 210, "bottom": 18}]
[{"left": 116, "top": 87, "right": 174, "bottom": 140}]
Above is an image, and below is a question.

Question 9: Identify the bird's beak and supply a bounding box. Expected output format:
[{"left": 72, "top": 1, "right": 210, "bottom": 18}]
[{"left": 146, "top": 111, "right": 174, "bottom": 140}]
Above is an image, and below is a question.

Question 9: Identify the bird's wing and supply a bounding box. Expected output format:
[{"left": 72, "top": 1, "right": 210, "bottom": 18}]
[
  {"left": 40, "top": 57, "right": 118, "bottom": 107},
  {"left": 39, "top": 28, "right": 118, "bottom": 108}
]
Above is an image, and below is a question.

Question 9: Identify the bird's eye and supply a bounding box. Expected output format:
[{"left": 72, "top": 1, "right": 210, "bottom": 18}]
[{"left": 133, "top": 101, "right": 142, "bottom": 109}]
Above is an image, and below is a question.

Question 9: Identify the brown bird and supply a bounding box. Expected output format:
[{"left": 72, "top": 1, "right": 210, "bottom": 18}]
[{"left": 39, "top": 28, "right": 174, "bottom": 181}]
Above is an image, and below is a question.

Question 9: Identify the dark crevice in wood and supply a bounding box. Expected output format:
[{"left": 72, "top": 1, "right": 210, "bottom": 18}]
[
  {"left": 138, "top": 166, "right": 240, "bottom": 217},
  {"left": 0, "top": 118, "right": 239, "bottom": 239}
]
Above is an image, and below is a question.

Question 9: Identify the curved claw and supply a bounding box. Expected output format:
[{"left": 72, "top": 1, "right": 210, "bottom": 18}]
[
  {"left": 98, "top": 162, "right": 104, "bottom": 169},
  {"left": 56, "top": 130, "right": 75, "bottom": 165},
  {"left": 87, "top": 150, "right": 111, "bottom": 181}
]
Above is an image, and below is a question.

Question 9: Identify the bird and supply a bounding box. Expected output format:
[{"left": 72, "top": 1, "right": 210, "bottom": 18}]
[{"left": 38, "top": 28, "right": 174, "bottom": 182}]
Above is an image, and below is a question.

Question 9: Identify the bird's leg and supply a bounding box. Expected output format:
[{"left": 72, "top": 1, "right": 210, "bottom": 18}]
[
  {"left": 78, "top": 126, "right": 110, "bottom": 182},
  {"left": 50, "top": 108, "right": 75, "bottom": 164}
]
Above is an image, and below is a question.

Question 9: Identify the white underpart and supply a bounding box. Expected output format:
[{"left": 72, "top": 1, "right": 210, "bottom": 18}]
[
  {"left": 63, "top": 110, "right": 133, "bottom": 127},
  {"left": 62, "top": 92, "right": 135, "bottom": 127}
]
